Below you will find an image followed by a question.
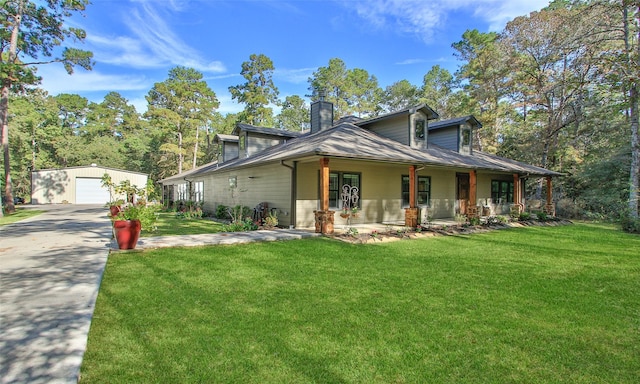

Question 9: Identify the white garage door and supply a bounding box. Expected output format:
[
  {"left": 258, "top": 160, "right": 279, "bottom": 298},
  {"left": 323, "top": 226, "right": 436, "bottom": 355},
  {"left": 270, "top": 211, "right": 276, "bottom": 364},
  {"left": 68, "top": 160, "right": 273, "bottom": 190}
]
[{"left": 76, "top": 178, "right": 110, "bottom": 204}]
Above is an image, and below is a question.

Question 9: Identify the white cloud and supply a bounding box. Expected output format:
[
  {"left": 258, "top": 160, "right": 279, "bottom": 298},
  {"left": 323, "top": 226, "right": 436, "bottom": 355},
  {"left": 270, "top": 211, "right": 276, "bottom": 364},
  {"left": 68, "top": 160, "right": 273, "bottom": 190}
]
[
  {"left": 395, "top": 58, "right": 428, "bottom": 65},
  {"left": 474, "top": 0, "right": 550, "bottom": 31},
  {"left": 341, "top": 0, "right": 549, "bottom": 42},
  {"left": 85, "top": 0, "right": 226, "bottom": 73},
  {"left": 38, "top": 66, "right": 151, "bottom": 94}
]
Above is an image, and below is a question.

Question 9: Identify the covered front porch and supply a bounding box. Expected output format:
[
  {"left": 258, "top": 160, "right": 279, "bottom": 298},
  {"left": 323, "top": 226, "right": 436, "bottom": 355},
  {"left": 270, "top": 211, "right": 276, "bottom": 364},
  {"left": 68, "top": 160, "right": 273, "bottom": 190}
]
[{"left": 306, "top": 157, "right": 557, "bottom": 235}]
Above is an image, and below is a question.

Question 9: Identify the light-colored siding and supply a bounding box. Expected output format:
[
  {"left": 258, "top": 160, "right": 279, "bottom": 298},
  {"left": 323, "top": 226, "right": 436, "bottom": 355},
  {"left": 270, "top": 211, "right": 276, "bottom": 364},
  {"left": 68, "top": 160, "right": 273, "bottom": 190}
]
[
  {"left": 31, "top": 166, "right": 147, "bottom": 204},
  {"left": 477, "top": 172, "right": 514, "bottom": 216},
  {"left": 222, "top": 142, "right": 239, "bottom": 162},
  {"left": 410, "top": 111, "right": 429, "bottom": 150},
  {"left": 246, "top": 134, "right": 283, "bottom": 157},
  {"left": 199, "top": 163, "right": 293, "bottom": 227},
  {"left": 295, "top": 159, "right": 462, "bottom": 227}
]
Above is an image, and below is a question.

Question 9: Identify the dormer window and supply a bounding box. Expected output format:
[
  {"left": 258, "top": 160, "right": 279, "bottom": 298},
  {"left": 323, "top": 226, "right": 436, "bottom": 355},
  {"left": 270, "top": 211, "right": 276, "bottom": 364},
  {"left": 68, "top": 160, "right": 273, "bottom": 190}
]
[
  {"left": 415, "top": 119, "right": 426, "bottom": 140},
  {"left": 461, "top": 128, "right": 471, "bottom": 146}
]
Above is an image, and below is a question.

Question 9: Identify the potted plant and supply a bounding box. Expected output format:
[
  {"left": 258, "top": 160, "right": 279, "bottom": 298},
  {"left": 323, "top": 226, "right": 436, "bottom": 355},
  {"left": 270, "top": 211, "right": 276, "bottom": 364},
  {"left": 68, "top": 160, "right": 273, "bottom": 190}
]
[
  {"left": 112, "top": 203, "right": 159, "bottom": 250},
  {"left": 101, "top": 173, "right": 123, "bottom": 216}
]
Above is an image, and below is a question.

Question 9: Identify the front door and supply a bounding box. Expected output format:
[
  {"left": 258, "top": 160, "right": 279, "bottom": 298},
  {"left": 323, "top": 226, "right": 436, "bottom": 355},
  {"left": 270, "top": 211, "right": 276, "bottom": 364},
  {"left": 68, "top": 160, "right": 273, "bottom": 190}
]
[{"left": 457, "top": 173, "right": 470, "bottom": 215}]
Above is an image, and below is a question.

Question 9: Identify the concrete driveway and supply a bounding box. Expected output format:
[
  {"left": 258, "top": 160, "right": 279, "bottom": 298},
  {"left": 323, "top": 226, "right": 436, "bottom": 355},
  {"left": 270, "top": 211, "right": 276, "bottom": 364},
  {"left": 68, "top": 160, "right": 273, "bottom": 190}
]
[{"left": 0, "top": 205, "right": 112, "bottom": 384}]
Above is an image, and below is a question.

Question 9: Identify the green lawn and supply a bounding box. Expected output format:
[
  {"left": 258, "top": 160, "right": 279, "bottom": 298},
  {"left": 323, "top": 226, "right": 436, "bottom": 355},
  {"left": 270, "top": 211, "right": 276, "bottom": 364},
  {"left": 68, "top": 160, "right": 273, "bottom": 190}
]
[
  {"left": 143, "top": 212, "right": 226, "bottom": 237},
  {"left": 0, "top": 208, "right": 44, "bottom": 226},
  {"left": 81, "top": 223, "right": 640, "bottom": 383}
]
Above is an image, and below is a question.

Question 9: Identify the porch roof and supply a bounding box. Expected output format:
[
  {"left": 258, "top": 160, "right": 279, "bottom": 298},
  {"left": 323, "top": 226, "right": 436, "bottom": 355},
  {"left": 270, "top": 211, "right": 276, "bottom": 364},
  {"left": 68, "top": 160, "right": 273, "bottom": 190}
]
[
  {"left": 159, "top": 161, "right": 217, "bottom": 184},
  {"left": 190, "top": 123, "right": 560, "bottom": 177},
  {"left": 429, "top": 115, "right": 482, "bottom": 130}
]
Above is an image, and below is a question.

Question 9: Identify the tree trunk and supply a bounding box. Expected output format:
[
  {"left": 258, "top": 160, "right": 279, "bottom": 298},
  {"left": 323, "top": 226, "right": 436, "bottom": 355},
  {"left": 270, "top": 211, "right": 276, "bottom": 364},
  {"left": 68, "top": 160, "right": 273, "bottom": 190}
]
[
  {"left": 192, "top": 125, "right": 199, "bottom": 170},
  {"left": 630, "top": 3, "right": 640, "bottom": 218},
  {"left": 0, "top": 3, "right": 22, "bottom": 216},
  {"left": 0, "top": 82, "right": 12, "bottom": 217},
  {"left": 177, "top": 131, "right": 183, "bottom": 175},
  {"left": 625, "top": 2, "right": 639, "bottom": 219}
]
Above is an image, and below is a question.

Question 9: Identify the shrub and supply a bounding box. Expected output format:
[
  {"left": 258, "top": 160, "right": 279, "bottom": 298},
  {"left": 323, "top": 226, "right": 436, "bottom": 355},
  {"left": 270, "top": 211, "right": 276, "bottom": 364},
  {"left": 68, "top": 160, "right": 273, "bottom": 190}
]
[
  {"left": 263, "top": 213, "right": 278, "bottom": 229},
  {"left": 468, "top": 216, "right": 481, "bottom": 226},
  {"left": 519, "top": 212, "right": 532, "bottom": 221},
  {"left": 535, "top": 211, "right": 549, "bottom": 222},
  {"left": 223, "top": 218, "right": 258, "bottom": 232},
  {"left": 620, "top": 213, "right": 640, "bottom": 234},
  {"left": 216, "top": 204, "right": 228, "bottom": 219}
]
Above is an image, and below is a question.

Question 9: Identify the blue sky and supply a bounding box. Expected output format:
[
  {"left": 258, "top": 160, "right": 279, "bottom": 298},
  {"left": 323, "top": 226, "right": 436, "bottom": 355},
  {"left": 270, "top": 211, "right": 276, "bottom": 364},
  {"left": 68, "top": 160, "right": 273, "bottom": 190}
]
[{"left": 37, "top": 0, "right": 550, "bottom": 115}]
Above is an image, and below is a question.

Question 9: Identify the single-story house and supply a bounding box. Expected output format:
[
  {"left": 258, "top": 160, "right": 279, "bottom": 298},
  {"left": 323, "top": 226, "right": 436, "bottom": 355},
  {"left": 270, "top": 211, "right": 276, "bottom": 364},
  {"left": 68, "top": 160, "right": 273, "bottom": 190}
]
[
  {"left": 31, "top": 165, "right": 148, "bottom": 205},
  {"left": 160, "top": 100, "right": 560, "bottom": 233}
]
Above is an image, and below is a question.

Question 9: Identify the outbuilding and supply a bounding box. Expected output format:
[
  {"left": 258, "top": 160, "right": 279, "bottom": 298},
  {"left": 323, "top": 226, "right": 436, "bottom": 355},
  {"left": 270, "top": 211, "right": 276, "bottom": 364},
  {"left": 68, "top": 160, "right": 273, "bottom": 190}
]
[{"left": 31, "top": 165, "right": 148, "bottom": 205}]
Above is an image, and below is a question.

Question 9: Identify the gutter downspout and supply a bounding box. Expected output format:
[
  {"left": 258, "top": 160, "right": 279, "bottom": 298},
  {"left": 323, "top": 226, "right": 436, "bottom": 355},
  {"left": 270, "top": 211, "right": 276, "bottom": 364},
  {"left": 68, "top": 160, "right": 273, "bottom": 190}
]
[{"left": 281, "top": 160, "right": 297, "bottom": 228}]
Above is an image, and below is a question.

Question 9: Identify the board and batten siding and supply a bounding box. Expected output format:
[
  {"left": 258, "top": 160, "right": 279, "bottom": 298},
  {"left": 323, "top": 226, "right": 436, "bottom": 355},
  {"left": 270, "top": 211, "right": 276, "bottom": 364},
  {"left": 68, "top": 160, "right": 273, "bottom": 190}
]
[
  {"left": 200, "top": 163, "right": 293, "bottom": 227},
  {"left": 31, "top": 166, "right": 147, "bottom": 204}
]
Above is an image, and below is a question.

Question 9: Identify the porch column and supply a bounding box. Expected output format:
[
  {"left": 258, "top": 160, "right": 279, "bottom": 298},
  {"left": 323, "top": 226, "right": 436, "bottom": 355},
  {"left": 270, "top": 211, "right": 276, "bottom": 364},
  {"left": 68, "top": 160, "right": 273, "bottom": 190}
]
[
  {"left": 320, "top": 158, "right": 329, "bottom": 211},
  {"left": 314, "top": 157, "right": 335, "bottom": 234},
  {"left": 544, "top": 176, "right": 555, "bottom": 216},
  {"left": 405, "top": 165, "right": 419, "bottom": 227},
  {"left": 467, "top": 170, "right": 478, "bottom": 218},
  {"left": 511, "top": 173, "right": 523, "bottom": 216}
]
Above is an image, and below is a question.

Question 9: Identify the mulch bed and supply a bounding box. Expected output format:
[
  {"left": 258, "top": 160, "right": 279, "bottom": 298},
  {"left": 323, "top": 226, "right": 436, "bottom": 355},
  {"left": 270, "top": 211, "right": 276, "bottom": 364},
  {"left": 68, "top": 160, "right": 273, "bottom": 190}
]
[{"left": 330, "top": 219, "right": 573, "bottom": 244}]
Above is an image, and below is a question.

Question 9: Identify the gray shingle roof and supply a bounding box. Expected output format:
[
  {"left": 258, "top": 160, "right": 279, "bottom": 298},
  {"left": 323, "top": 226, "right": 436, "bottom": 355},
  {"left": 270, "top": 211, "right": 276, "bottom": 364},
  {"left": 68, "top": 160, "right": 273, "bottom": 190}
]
[
  {"left": 232, "top": 123, "right": 303, "bottom": 138},
  {"left": 189, "top": 123, "right": 560, "bottom": 177},
  {"left": 355, "top": 104, "right": 439, "bottom": 127},
  {"left": 214, "top": 134, "right": 238, "bottom": 143},
  {"left": 429, "top": 115, "right": 482, "bottom": 130}
]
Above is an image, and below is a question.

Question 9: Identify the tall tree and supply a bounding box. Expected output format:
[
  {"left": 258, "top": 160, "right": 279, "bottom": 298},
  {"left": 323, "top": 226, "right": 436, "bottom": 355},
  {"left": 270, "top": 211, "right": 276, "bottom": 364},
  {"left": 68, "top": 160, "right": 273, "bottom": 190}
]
[
  {"left": 378, "top": 80, "right": 421, "bottom": 114},
  {"left": 453, "top": 29, "right": 507, "bottom": 152},
  {"left": 308, "top": 58, "right": 350, "bottom": 119},
  {"left": 346, "top": 68, "right": 379, "bottom": 117},
  {"left": 500, "top": 5, "right": 602, "bottom": 197},
  {"left": 308, "top": 58, "right": 382, "bottom": 119},
  {"left": 420, "top": 65, "right": 455, "bottom": 119},
  {"left": 276, "top": 95, "right": 309, "bottom": 131},
  {"left": 229, "top": 53, "right": 279, "bottom": 126},
  {"left": 1, "top": 0, "right": 93, "bottom": 215},
  {"left": 620, "top": 1, "right": 640, "bottom": 219},
  {"left": 146, "top": 66, "right": 218, "bottom": 175}
]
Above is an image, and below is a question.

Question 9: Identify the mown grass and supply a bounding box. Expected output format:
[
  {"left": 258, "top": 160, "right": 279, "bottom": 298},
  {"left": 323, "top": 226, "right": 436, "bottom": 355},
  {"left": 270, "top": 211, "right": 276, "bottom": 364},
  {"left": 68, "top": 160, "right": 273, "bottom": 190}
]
[
  {"left": 0, "top": 208, "right": 44, "bottom": 226},
  {"left": 143, "top": 212, "right": 226, "bottom": 237},
  {"left": 81, "top": 223, "right": 640, "bottom": 383}
]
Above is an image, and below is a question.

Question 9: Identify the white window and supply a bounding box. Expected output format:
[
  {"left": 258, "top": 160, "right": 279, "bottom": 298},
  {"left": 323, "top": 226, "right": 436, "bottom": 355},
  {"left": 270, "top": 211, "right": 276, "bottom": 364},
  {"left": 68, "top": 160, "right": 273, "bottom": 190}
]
[
  {"left": 177, "top": 183, "right": 188, "bottom": 200},
  {"left": 192, "top": 181, "right": 204, "bottom": 202}
]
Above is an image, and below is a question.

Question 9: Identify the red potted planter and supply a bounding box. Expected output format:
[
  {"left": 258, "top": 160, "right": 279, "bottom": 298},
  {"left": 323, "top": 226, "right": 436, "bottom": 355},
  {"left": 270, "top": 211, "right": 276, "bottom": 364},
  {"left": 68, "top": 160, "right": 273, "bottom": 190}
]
[{"left": 113, "top": 219, "right": 141, "bottom": 250}]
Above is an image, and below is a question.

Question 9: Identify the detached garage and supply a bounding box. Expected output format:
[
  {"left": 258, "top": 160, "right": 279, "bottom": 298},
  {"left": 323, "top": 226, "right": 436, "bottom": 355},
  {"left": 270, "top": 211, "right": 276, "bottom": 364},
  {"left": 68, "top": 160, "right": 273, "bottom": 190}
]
[{"left": 31, "top": 165, "right": 148, "bottom": 205}]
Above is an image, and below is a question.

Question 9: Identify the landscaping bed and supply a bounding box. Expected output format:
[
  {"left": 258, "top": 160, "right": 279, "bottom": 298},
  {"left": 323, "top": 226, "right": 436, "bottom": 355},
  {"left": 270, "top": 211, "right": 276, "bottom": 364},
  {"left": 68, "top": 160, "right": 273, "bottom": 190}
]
[{"left": 331, "top": 218, "right": 574, "bottom": 244}]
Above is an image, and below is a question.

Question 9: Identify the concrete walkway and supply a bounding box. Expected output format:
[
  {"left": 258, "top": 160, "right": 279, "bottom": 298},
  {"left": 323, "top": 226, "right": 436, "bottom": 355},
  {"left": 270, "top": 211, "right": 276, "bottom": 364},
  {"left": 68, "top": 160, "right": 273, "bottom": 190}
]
[
  {"left": 0, "top": 205, "right": 112, "bottom": 384},
  {"left": 133, "top": 228, "right": 319, "bottom": 250},
  {"left": 0, "top": 205, "right": 319, "bottom": 383}
]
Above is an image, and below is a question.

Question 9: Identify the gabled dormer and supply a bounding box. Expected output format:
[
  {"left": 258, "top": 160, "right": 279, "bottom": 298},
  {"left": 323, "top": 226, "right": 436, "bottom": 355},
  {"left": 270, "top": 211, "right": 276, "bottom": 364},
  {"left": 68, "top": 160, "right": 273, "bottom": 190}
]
[
  {"left": 355, "top": 104, "right": 439, "bottom": 150},
  {"left": 232, "top": 123, "right": 302, "bottom": 158},
  {"left": 428, "top": 116, "right": 481, "bottom": 155},
  {"left": 213, "top": 134, "right": 239, "bottom": 164}
]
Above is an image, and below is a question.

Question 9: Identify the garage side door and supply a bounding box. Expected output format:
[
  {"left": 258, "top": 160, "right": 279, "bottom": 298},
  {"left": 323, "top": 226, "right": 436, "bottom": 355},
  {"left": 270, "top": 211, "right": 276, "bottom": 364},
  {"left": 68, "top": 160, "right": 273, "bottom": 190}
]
[{"left": 75, "top": 177, "right": 110, "bottom": 204}]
